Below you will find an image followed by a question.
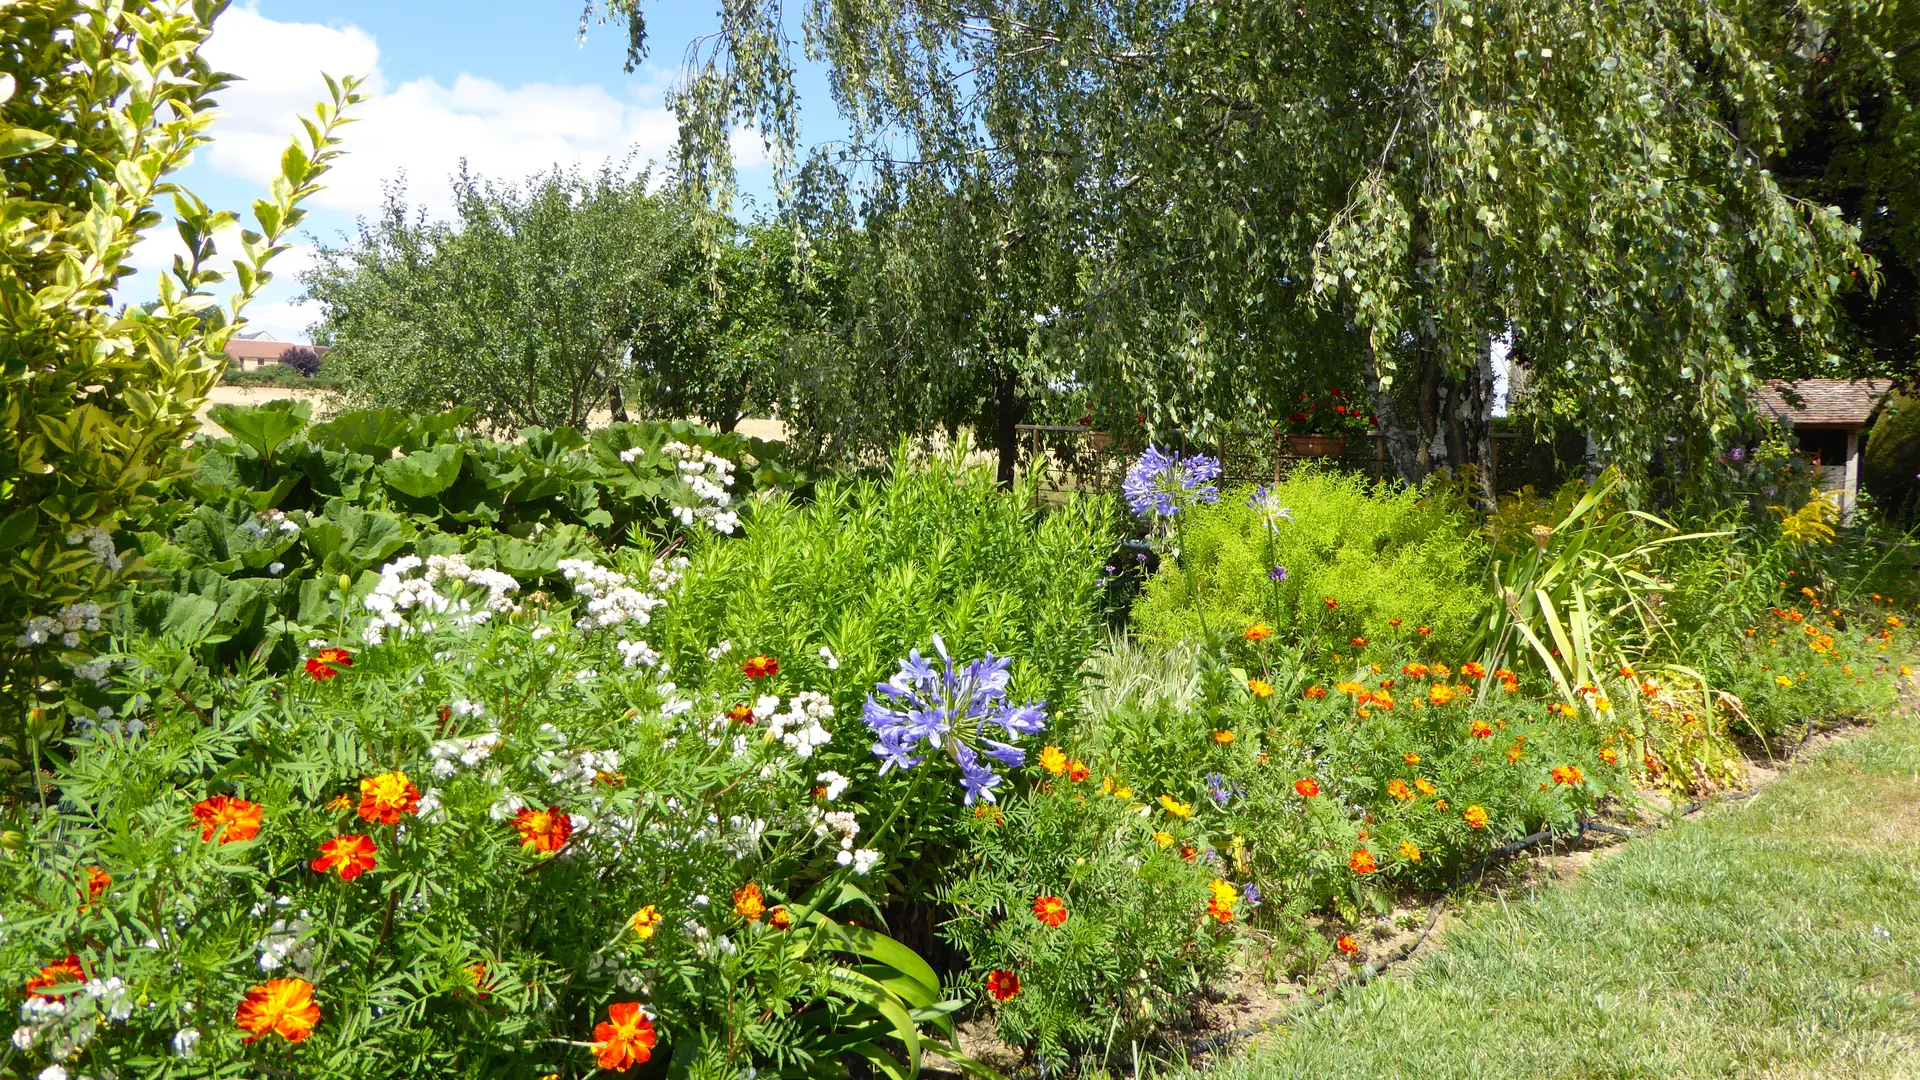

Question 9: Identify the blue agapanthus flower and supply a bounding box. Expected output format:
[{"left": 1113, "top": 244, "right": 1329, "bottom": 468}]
[
  {"left": 1247, "top": 484, "right": 1294, "bottom": 532},
  {"left": 1207, "top": 772, "right": 1243, "bottom": 805},
  {"left": 862, "top": 635, "right": 1047, "bottom": 805},
  {"left": 1123, "top": 446, "right": 1222, "bottom": 521},
  {"left": 1241, "top": 882, "right": 1263, "bottom": 909}
]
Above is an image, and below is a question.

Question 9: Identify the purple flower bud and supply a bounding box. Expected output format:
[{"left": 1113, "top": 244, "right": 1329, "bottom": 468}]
[{"left": 1269, "top": 566, "right": 1288, "bottom": 582}]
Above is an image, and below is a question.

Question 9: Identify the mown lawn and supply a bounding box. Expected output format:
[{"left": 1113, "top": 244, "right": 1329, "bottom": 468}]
[{"left": 1207, "top": 708, "right": 1920, "bottom": 1080}]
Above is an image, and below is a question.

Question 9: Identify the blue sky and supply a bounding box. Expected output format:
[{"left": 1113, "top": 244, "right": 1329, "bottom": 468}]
[{"left": 141, "top": 2, "right": 833, "bottom": 342}]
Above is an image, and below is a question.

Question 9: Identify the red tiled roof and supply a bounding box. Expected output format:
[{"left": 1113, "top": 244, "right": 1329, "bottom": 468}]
[
  {"left": 224, "top": 338, "right": 325, "bottom": 361},
  {"left": 1753, "top": 379, "right": 1891, "bottom": 427}
]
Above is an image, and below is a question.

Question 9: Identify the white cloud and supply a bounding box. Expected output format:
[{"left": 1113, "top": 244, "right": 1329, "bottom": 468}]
[{"left": 200, "top": 5, "right": 683, "bottom": 218}]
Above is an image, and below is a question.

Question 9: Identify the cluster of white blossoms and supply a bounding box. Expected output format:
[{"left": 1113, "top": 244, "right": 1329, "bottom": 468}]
[
  {"left": 361, "top": 554, "right": 521, "bottom": 644},
  {"left": 236, "top": 509, "right": 301, "bottom": 542},
  {"left": 763, "top": 691, "right": 835, "bottom": 759},
  {"left": 660, "top": 441, "right": 740, "bottom": 534},
  {"left": 14, "top": 603, "right": 103, "bottom": 648},
  {"left": 10, "top": 976, "right": 132, "bottom": 1070},
  {"left": 558, "top": 556, "right": 686, "bottom": 670},
  {"left": 806, "top": 802, "right": 880, "bottom": 875},
  {"left": 65, "top": 526, "right": 123, "bottom": 573},
  {"left": 427, "top": 730, "right": 500, "bottom": 779}
]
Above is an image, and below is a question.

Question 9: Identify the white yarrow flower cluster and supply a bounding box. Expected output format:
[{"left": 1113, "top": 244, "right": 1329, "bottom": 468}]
[
  {"left": 428, "top": 730, "right": 500, "bottom": 778},
  {"left": 361, "top": 554, "right": 521, "bottom": 644},
  {"left": 763, "top": 691, "right": 835, "bottom": 758},
  {"left": 661, "top": 441, "right": 740, "bottom": 534},
  {"left": 10, "top": 975, "right": 132, "bottom": 1065},
  {"left": 558, "top": 556, "right": 686, "bottom": 669},
  {"left": 807, "top": 804, "right": 880, "bottom": 875},
  {"left": 65, "top": 526, "right": 123, "bottom": 572}
]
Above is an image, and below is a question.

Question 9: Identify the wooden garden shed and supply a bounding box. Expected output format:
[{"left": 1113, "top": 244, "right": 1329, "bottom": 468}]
[{"left": 1752, "top": 378, "right": 1893, "bottom": 521}]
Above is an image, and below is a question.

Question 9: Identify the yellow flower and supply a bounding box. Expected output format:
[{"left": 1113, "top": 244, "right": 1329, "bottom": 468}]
[
  {"left": 1414, "top": 778, "right": 1436, "bottom": 796},
  {"left": 1207, "top": 878, "right": 1238, "bottom": 907},
  {"left": 631, "top": 905, "right": 662, "bottom": 940},
  {"left": 1334, "top": 681, "right": 1365, "bottom": 696},
  {"left": 1462, "top": 805, "right": 1489, "bottom": 830},
  {"left": 1153, "top": 831, "right": 1174, "bottom": 848},
  {"left": 1399, "top": 840, "right": 1422, "bottom": 862},
  {"left": 1247, "top": 679, "right": 1275, "bottom": 699},
  {"left": 1593, "top": 696, "right": 1612, "bottom": 713},
  {"left": 1039, "top": 746, "right": 1068, "bottom": 775},
  {"left": 1775, "top": 675, "right": 1795, "bottom": 688},
  {"left": 1213, "top": 729, "right": 1236, "bottom": 744},
  {"left": 1403, "top": 752, "right": 1421, "bottom": 765},
  {"left": 1159, "top": 795, "right": 1193, "bottom": 819}
]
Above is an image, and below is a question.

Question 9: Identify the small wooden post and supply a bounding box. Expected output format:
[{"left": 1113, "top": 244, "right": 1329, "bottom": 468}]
[{"left": 1843, "top": 427, "right": 1861, "bottom": 524}]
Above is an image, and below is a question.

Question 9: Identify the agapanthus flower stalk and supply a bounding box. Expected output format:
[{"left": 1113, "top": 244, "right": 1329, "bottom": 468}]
[
  {"left": 1122, "top": 446, "right": 1221, "bottom": 522},
  {"left": 862, "top": 636, "right": 1046, "bottom": 804}
]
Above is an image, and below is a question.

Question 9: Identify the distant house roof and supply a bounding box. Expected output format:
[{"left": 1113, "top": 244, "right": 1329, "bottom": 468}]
[
  {"left": 1753, "top": 379, "right": 1892, "bottom": 427},
  {"left": 223, "top": 337, "right": 326, "bottom": 361}
]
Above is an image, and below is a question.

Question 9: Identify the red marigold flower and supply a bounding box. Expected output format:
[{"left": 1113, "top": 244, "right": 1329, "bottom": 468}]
[
  {"left": 1206, "top": 897, "right": 1235, "bottom": 923},
  {"left": 1324, "top": 597, "right": 1339, "bottom": 610},
  {"left": 1551, "top": 765, "right": 1585, "bottom": 786},
  {"left": 592, "top": 1001, "right": 659, "bottom": 1072},
  {"left": 1067, "top": 760, "right": 1091, "bottom": 782},
  {"left": 1350, "top": 637, "right": 1367, "bottom": 648},
  {"left": 1461, "top": 662, "right": 1487, "bottom": 679},
  {"left": 513, "top": 806, "right": 574, "bottom": 853},
  {"left": 462, "top": 962, "right": 493, "bottom": 999},
  {"left": 236, "top": 978, "right": 320, "bottom": 1044},
  {"left": 1336, "top": 934, "right": 1358, "bottom": 955},
  {"left": 1417, "top": 625, "right": 1432, "bottom": 636},
  {"left": 311, "top": 835, "right": 377, "bottom": 881},
  {"left": 727, "top": 703, "right": 755, "bottom": 724},
  {"left": 1402, "top": 663, "right": 1429, "bottom": 678},
  {"left": 1389, "top": 618, "right": 1403, "bottom": 628},
  {"left": 1468, "top": 719, "right": 1493, "bottom": 739},
  {"left": 357, "top": 770, "right": 421, "bottom": 825},
  {"left": 25, "top": 954, "right": 85, "bottom": 1001},
  {"left": 1244, "top": 623, "right": 1273, "bottom": 642},
  {"left": 741, "top": 655, "right": 779, "bottom": 679},
  {"left": 1179, "top": 844, "right": 1200, "bottom": 861},
  {"left": 1032, "top": 895, "right": 1069, "bottom": 927},
  {"left": 1304, "top": 685, "right": 1328, "bottom": 699},
  {"left": 81, "top": 865, "right": 110, "bottom": 908},
  {"left": 1294, "top": 777, "right": 1320, "bottom": 798},
  {"left": 304, "top": 647, "right": 353, "bottom": 681},
  {"left": 191, "top": 795, "right": 263, "bottom": 843},
  {"left": 1349, "top": 849, "right": 1376, "bottom": 874},
  {"left": 734, "top": 882, "right": 766, "bottom": 922},
  {"left": 769, "top": 906, "right": 793, "bottom": 930},
  {"left": 1599, "top": 747, "right": 1619, "bottom": 765},
  {"left": 986, "top": 969, "right": 1022, "bottom": 1001}
]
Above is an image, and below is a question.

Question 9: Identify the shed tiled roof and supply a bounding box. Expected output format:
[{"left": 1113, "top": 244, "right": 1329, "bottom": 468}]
[
  {"left": 1753, "top": 379, "right": 1891, "bottom": 427},
  {"left": 223, "top": 337, "right": 325, "bottom": 361}
]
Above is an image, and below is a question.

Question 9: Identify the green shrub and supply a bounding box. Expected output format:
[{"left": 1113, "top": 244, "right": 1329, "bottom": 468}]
[{"left": 1130, "top": 469, "right": 1485, "bottom": 652}]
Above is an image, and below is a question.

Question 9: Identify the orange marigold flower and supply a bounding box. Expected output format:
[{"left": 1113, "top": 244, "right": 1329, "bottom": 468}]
[
  {"left": 1305, "top": 684, "right": 1328, "bottom": 699},
  {"left": 1434, "top": 798, "right": 1449, "bottom": 810},
  {"left": 1294, "top": 777, "right": 1320, "bottom": 798},
  {"left": 1212, "top": 729, "right": 1235, "bottom": 744},
  {"left": 734, "top": 883, "right": 766, "bottom": 922},
  {"left": 1039, "top": 745, "right": 1068, "bottom": 775},
  {"left": 1244, "top": 623, "right": 1273, "bottom": 642},
  {"left": 311, "top": 834, "right": 377, "bottom": 881},
  {"left": 1505, "top": 744, "right": 1525, "bottom": 764},
  {"left": 1417, "top": 626, "right": 1432, "bottom": 636},
  {"left": 1462, "top": 805, "right": 1489, "bottom": 829},
  {"left": 512, "top": 806, "right": 574, "bottom": 853},
  {"left": 1324, "top": 597, "right": 1339, "bottom": 610},
  {"left": 1461, "top": 662, "right": 1486, "bottom": 679},
  {"left": 1551, "top": 765, "right": 1585, "bottom": 786},
  {"left": 325, "top": 793, "right": 352, "bottom": 812},
  {"left": 1599, "top": 746, "right": 1619, "bottom": 765},
  {"left": 1349, "top": 849, "right": 1376, "bottom": 874},
  {"left": 1386, "top": 779, "right": 1413, "bottom": 801},
  {"left": 1403, "top": 663, "right": 1429, "bottom": 678},
  {"left": 1350, "top": 637, "right": 1368, "bottom": 648},
  {"left": 741, "top": 654, "right": 779, "bottom": 679},
  {"left": 727, "top": 703, "right": 755, "bottom": 724},
  {"left": 1032, "top": 895, "right": 1069, "bottom": 927},
  {"left": 1428, "top": 685, "right": 1456, "bottom": 706},
  {"left": 1179, "top": 844, "right": 1199, "bottom": 861},
  {"left": 357, "top": 770, "right": 421, "bottom": 825},
  {"left": 1067, "top": 760, "right": 1091, "bottom": 782},
  {"left": 1468, "top": 719, "right": 1493, "bottom": 739},
  {"left": 1399, "top": 840, "right": 1422, "bottom": 862},
  {"left": 769, "top": 906, "right": 793, "bottom": 930},
  {"left": 1335, "top": 934, "right": 1358, "bottom": 954},
  {"left": 1389, "top": 618, "right": 1403, "bottom": 628},
  {"left": 462, "top": 962, "right": 492, "bottom": 999},
  {"left": 82, "top": 866, "right": 110, "bottom": 907},
  {"left": 1248, "top": 678, "right": 1275, "bottom": 698},
  {"left": 304, "top": 647, "right": 353, "bottom": 681},
  {"left": 631, "top": 905, "right": 662, "bottom": 939},
  {"left": 236, "top": 978, "right": 321, "bottom": 1044},
  {"left": 1335, "top": 681, "right": 1365, "bottom": 695},
  {"left": 1206, "top": 897, "right": 1235, "bottom": 923},
  {"left": 1404, "top": 752, "right": 1421, "bottom": 765},
  {"left": 1415, "top": 777, "right": 1436, "bottom": 796},
  {"left": 1153, "top": 830, "right": 1175, "bottom": 848},
  {"left": 987, "top": 969, "right": 1022, "bottom": 1001},
  {"left": 25, "top": 954, "right": 85, "bottom": 1001},
  {"left": 191, "top": 795, "right": 262, "bottom": 844},
  {"left": 591, "top": 1002, "right": 658, "bottom": 1072}
]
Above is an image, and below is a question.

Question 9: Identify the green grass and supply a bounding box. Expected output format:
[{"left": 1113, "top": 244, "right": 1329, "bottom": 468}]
[{"left": 1203, "top": 708, "right": 1920, "bottom": 1079}]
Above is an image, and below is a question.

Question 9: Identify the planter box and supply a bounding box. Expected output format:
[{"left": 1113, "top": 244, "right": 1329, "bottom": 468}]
[
  {"left": 1087, "top": 430, "right": 1114, "bottom": 452},
  {"left": 1284, "top": 434, "right": 1348, "bottom": 457}
]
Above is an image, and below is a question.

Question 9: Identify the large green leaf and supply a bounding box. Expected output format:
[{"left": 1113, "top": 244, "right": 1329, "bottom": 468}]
[
  {"left": 380, "top": 444, "right": 466, "bottom": 499},
  {"left": 307, "top": 408, "right": 415, "bottom": 458},
  {"left": 303, "top": 502, "right": 410, "bottom": 574},
  {"left": 206, "top": 399, "right": 312, "bottom": 461}
]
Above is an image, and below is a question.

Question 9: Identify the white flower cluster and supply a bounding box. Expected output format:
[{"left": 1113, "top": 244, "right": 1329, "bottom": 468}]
[
  {"left": 541, "top": 747, "right": 623, "bottom": 792},
  {"left": 807, "top": 804, "right": 880, "bottom": 875},
  {"left": 619, "top": 446, "right": 645, "bottom": 463},
  {"left": 15, "top": 603, "right": 103, "bottom": 648},
  {"left": 661, "top": 441, "right": 740, "bottom": 534},
  {"left": 763, "top": 691, "right": 835, "bottom": 759},
  {"left": 361, "top": 554, "right": 521, "bottom": 644},
  {"left": 65, "top": 526, "right": 122, "bottom": 572},
  {"left": 237, "top": 510, "right": 301, "bottom": 541},
  {"left": 10, "top": 976, "right": 131, "bottom": 1068},
  {"left": 559, "top": 557, "right": 686, "bottom": 671},
  {"left": 255, "top": 915, "right": 315, "bottom": 974},
  {"left": 428, "top": 730, "right": 500, "bottom": 779}
]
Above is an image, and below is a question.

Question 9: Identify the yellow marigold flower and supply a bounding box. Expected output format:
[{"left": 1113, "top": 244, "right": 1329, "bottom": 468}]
[
  {"left": 1593, "top": 696, "right": 1612, "bottom": 713},
  {"left": 1244, "top": 623, "right": 1273, "bottom": 642},
  {"left": 1386, "top": 779, "right": 1413, "bottom": 801},
  {"left": 1207, "top": 878, "right": 1238, "bottom": 907},
  {"left": 1902, "top": 666, "right": 1913, "bottom": 677},
  {"left": 1775, "top": 675, "right": 1795, "bottom": 688},
  {"left": 1159, "top": 795, "right": 1193, "bottom": 819},
  {"left": 1248, "top": 679, "right": 1275, "bottom": 699},
  {"left": 1039, "top": 746, "right": 1068, "bottom": 775},
  {"left": 1414, "top": 778, "right": 1436, "bottom": 796},
  {"left": 1404, "top": 752, "right": 1421, "bottom": 765},
  {"left": 1462, "top": 805, "right": 1488, "bottom": 830},
  {"left": 1403, "top": 663, "right": 1429, "bottom": 678},
  {"left": 1213, "top": 730, "right": 1235, "bottom": 744},
  {"left": 1399, "top": 840, "right": 1422, "bottom": 862},
  {"left": 733, "top": 883, "right": 766, "bottom": 922},
  {"left": 631, "top": 906, "right": 662, "bottom": 940},
  {"left": 1335, "top": 681, "right": 1365, "bottom": 696},
  {"left": 1153, "top": 830, "right": 1175, "bottom": 848},
  {"left": 1428, "top": 684, "right": 1456, "bottom": 706}
]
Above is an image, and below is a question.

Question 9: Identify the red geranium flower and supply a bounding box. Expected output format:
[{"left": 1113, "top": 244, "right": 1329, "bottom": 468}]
[{"left": 986, "top": 969, "right": 1022, "bottom": 1001}]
